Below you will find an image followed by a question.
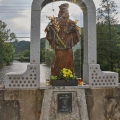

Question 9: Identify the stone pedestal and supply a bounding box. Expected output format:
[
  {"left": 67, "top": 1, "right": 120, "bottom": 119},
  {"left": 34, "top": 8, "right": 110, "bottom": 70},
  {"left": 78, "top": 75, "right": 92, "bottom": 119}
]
[{"left": 40, "top": 88, "right": 89, "bottom": 120}]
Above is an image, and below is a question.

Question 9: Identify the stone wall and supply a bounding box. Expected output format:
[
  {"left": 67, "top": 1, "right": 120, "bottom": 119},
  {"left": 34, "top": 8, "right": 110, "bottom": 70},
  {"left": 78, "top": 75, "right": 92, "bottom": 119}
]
[
  {"left": 0, "top": 85, "right": 120, "bottom": 120},
  {"left": 86, "top": 87, "right": 120, "bottom": 120},
  {"left": 0, "top": 86, "right": 44, "bottom": 120}
]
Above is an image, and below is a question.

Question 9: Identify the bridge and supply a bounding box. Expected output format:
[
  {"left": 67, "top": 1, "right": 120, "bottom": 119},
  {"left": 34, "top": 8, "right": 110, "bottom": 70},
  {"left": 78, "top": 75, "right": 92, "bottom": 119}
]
[{"left": 14, "top": 57, "right": 30, "bottom": 60}]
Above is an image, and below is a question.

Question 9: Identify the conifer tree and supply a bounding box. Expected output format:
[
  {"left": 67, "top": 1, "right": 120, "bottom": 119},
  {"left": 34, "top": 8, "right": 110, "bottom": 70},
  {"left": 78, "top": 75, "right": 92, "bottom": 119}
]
[{"left": 97, "top": 0, "right": 120, "bottom": 71}]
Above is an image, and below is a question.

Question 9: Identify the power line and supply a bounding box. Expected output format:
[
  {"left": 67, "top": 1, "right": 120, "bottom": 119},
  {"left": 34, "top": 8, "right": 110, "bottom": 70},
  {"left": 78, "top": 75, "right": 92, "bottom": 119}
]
[
  {"left": 0, "top": 3, "right": 31, "bottom": 4},
  {"left": 0, "top": 6, "right": 31, "bottom": 7},
  {"left": 0, "top": 8, "right": 33, "bottom": 10},
  {"left": 0, "top": 11, "right": 120, "bottom": 13},
  {"left": 15, "top": 37, "right": 30, "bottom": 38},
  {"left": 0, "top": 1, "right": 120, "bottom": 4},
  {"left": 0, "top": 11, "right": 31, "bottom": 13},
  {"left": 15, "top": 33, "right": 30, "bottom": 34}
]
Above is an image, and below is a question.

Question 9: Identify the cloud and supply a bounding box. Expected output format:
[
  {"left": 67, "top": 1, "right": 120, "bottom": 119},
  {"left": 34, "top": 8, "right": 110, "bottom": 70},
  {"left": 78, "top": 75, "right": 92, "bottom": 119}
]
[
  {"left": 0, "top": 0, "right": 2, "bottom": 5},
  {"left": 0, "top": 0, "right": 32, "bottom": 41},
  {"left": 0, "top": 0, "right": 120, "bottom": 41}
]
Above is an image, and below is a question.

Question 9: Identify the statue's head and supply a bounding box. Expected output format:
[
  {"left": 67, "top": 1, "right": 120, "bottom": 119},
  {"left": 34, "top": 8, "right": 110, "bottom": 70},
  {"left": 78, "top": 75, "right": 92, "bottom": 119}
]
[
  {"left": 59, "top": 3, "right": 69, "bottom": 11},
  {"left": 58, "top": 3, "right": 69, "bottom": 19}
]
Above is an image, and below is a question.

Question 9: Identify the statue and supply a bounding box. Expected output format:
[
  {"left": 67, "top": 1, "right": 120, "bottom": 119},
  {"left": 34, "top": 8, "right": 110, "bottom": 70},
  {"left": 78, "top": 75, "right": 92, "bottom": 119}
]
[{"left": 45, "top": 3, "right": 81, "bottom": 76}]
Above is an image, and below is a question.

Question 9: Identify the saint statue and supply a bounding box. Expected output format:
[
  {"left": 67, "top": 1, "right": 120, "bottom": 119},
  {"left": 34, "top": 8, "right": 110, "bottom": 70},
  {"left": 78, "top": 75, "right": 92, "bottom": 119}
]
[{"left": 45, "top": 3, "right": 81, "bottom": 76}]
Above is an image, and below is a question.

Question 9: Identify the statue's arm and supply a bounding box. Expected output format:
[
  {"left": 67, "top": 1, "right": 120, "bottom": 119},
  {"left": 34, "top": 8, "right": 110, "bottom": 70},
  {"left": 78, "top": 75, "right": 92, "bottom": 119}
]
[
  {"left": 44, "top": 22, "right": 52, "bottom": 32},
  {"left": 66, "top": 23, "right": 76, "bottom": 34}
]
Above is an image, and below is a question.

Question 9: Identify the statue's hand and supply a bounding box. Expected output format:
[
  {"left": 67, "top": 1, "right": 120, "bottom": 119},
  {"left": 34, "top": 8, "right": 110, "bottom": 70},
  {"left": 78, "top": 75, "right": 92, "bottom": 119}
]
[
  {"left": 44, "top": 22, "right": 53, "bottom": 32},
  {"left": 66, "top": 24, "right": 76, "bottom": 34}
]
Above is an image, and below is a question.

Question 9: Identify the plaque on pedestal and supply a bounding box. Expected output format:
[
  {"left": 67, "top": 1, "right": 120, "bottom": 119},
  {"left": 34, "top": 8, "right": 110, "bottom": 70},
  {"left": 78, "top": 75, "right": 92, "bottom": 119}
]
[{"left": 58, "top": 93, "right": 72, "bottom": 113}]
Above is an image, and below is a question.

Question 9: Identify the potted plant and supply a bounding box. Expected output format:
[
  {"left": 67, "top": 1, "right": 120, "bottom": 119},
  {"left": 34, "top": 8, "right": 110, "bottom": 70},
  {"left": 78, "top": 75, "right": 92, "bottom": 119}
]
[{"left": 50, "top": 68, "right": 78, "bottom": 86}]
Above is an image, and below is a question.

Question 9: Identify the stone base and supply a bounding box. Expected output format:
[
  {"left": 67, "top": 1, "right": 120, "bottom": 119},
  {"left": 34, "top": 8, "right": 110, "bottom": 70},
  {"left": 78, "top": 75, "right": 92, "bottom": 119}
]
[
  {"left": 5, "top": 64, "right": 40, "bottom": 89},
  {"left": 40, "top": 88, "right": 89, "bottom": 120},
  {"left": 83, "top": 64, "right": 118, "bottom": 87}
]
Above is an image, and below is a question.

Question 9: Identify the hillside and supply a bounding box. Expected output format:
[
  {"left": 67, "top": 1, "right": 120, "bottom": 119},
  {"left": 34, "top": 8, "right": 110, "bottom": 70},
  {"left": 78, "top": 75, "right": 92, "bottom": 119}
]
[
  {"left": 13, "top": 41, "right": 30, "bottom": 54},
  {"left": 13, "top": 38, "right": 46, "bottom": 54}
]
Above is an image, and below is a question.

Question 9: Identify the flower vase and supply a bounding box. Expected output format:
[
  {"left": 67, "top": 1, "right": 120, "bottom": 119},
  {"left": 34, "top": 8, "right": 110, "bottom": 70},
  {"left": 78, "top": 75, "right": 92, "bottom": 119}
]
[{"left": 51, "top": 79, "right": 78, "bottom": 86}]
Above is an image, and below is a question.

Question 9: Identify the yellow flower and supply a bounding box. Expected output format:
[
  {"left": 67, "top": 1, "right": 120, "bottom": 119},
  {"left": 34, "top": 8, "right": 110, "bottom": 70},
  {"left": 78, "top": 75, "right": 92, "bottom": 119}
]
[
  {"left": 70, "top": 75, "right": 73, "bottom": 78},
  {"left": 68, "top": 70, "right": 71, "bottom": 73},
  {"left": 63, "top": 68, "right": 66, "bottom": 71},
  {"left": 63, "top": 74, "right": 66, "bottom": 77},
  {"left": 60, "top": 68, "right": 74, "bottom": 79},
  {"left": 63, "top": 71, "right": 66, "bottom": 75}
]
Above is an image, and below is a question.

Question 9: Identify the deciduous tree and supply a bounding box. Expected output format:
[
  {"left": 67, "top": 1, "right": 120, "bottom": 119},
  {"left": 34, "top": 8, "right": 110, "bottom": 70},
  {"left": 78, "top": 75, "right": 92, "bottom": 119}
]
[{"left": 0, "top": 20, "right": 17, "bottom": 67}]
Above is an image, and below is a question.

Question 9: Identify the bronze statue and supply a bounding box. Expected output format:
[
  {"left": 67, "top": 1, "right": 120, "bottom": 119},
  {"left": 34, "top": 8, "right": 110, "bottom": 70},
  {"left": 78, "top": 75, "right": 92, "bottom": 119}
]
[{"left": 45, "top": 3, "right": 81, "bottom": 76}]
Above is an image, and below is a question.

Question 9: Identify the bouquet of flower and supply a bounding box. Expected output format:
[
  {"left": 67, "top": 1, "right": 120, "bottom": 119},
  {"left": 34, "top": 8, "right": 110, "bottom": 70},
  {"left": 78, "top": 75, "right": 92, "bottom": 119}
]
[
  {"left": 59, "top": 68, "right": 75, "bottom": 81},
  {"left": 50, "top": 68, "right": 78, "bottom": 86}
]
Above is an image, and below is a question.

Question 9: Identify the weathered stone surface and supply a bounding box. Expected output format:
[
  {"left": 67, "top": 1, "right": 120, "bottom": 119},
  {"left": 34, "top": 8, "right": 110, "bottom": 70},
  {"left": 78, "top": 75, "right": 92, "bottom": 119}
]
[
  {"left": 1, "top": 89, "right": 44, "bottom": 120},
  {"left": 40, "top": 88, "right": 89, "bottom": 120},
  {"left": 0, "top": 100, "right": 20, "bottom": 120},
  {"left": 0, "top": 88, "right": 120, "bottom": 119},
  {"left": 86, "top": 88, "right": 120, "bottom": 120},
  {"left": 0, "top": 90, "right": 4, "bottom": 100},
  {"left": 88, "top": 64, "right": 118, "bottom": 87},
  {"left": 5, "top": 64, "right": 40, "bottom": 89}
]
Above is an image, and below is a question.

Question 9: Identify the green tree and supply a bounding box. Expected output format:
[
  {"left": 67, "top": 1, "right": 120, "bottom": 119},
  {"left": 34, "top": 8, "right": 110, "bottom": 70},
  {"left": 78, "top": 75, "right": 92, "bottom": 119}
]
[
  {"left": 40, "top": 48, "right": 45, "bottom": 63},
  {"left": 45, "top": 49, "right": 54, "bottom": 66},
  {"left": 74, "top": 28, "right": 83, "bottom": 78},
  {"left": 19, "top": 55, "right": 24, "bottom": 62},
  {"left": 23, "top": 50, "right": 30, "bottom": 57},
  {"left": 97, "top": 0, "right": 120, "bottom": 71},
  {"left": 0, "top": 41, "right": 14, "bottom": 67},
  {"left": 74, "top": 49, "right": 81, "bottom": 77},
  {"left": 0, "top": 20, "right": 17, "bottom": 42},
  {"left": 0, "top": 20, "right": 17, "bottom": 67}
]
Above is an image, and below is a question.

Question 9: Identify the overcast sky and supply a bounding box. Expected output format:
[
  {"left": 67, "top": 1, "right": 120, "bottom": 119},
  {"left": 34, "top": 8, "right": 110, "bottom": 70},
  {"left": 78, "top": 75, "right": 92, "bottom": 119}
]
[{"left": 0, "top": 0, "right": 120, "bottom": 41}]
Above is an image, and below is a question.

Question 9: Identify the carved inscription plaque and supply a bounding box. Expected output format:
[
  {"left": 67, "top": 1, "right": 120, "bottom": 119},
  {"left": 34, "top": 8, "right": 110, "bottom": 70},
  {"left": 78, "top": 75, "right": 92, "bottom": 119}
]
[{"left": 58, "top": 93, "right": 72, "bottom": 113}]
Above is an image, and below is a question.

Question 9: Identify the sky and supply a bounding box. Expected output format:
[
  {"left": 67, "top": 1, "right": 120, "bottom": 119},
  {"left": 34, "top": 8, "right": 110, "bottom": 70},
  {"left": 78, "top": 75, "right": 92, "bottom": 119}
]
[{"left": 0, "top": 0, "right": 120, "bottom": 41}]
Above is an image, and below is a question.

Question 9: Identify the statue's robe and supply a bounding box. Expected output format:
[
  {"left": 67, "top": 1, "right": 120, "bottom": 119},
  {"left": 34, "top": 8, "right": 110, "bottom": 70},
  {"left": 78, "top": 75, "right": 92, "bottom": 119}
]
[{"left": 45, "top": 17, "right": 81, "bottom": 76}]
